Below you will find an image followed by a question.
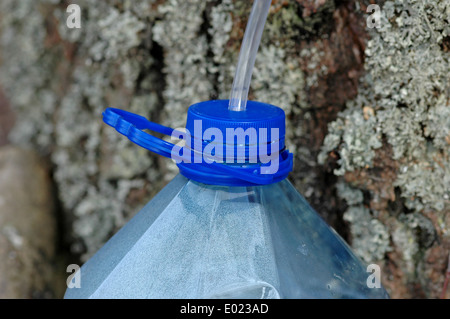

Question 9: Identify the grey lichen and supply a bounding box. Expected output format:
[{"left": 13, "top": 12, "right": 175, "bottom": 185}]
[
  {"left": 320, "top": 0, "right": 450, "bottom": 210},
  {"left": 0, "top": 1, "right": 54, "bottom": 151},
  {"left": 265, "top": 0, "right": 336, "bottom": 45},
  {"left": 152, "top": 0, "right": 219, "bottom": 179},
  {"left": 319, "top": 105, "right": 383, "bottom": 176},
  {"left": 209, "top": 0, "right": 234, "bottom": 66},
  {"left": 0, "top": 0, "right": 164, "bottom": 259},
  {"left": 336, "top": 181, "right": 364, "bottom": 206},
  {"left": 337, "top": 181, "right": 391, "bottom": 263},
  {"left": 252, "top": 45, "right": 306, "bottom": 147},
  {"left": 392, "top": 212, "right": 437, "bottom": 275},
  {"left": 152, "top": 0, "right": 213, "bottom": 129},
  {"left": 395, "top": 154, "right": 449, "bottom": 212},
  {"left": 343, "top": 205, "right": 391, "bottom": 263},
  {"left": 300, "top": 46, "right": 329, "bottom": 91},
  {"left": 319, "top": 0, "right": 450, "bottom": 272}
]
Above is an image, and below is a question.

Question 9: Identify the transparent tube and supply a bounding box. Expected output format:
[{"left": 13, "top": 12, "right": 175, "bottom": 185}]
[{"left": 228, "top": 0, "right": 271, "bottom": 112}]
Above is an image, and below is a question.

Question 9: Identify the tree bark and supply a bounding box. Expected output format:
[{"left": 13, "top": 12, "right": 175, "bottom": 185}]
[{"left": 0, "top": 0, "right": 448, "bottom": 298}]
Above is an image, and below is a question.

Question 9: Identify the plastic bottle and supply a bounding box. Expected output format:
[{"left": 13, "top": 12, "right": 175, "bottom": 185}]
[
  {"left": 64, "top": 0, "right": 389, "bottom": 299},
  {"left": 64, "top": 100, "right": 389, "bottom": 299}
]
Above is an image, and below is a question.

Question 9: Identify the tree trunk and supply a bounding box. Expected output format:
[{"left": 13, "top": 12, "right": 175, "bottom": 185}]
[{"left": 0, "top": 0, "right": 448, "bottom": 298}]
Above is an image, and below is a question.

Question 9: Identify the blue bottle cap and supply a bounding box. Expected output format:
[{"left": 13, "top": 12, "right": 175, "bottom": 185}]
[
  {"left": 186, "top": 100, "right": 285, "bottom": 145},
  {"left": 102, "top": 100, "right": 293, "bottom": 186}
]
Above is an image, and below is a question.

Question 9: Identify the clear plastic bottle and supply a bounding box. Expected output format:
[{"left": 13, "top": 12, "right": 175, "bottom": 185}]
[
  {"left": 64, "top": 100, "right": 389, "bottom": 299},
  {"left": 64, "top": 1, "right": 390, "bottom": 299}
]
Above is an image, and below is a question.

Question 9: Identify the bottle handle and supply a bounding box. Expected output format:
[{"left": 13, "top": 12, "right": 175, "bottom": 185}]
[
  {"left": 103, "top": 108, "right": 292, "bottom": 185},
  {"left": 103, "top": 108, "right": 183, "bottom": 160}
]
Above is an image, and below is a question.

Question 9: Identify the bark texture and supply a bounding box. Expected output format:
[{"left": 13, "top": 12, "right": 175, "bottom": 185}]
[
  {"left": 0, "top": 146, "right": 62, "bottom": 298},
  {"left": 0, "top": 0, "right": 448, "bottom": 298}
]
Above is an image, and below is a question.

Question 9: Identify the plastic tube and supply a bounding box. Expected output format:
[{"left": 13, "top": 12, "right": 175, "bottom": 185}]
[{"left": 228, "top": 0, "right": 271, "bottom": 112}]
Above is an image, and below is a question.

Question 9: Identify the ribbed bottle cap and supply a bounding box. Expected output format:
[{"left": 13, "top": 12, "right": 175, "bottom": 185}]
[
  {"left": 186, "top": 100, "right": 286, "bottom": 153},
  {"left": 102, "top": 100, "right": 293, "bottom": 187}
]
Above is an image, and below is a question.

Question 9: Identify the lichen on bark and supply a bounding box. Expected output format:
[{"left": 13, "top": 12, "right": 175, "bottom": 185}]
[
  {"left": 319, "top": 0, "right": 450, "bottom": 298},
  {"left": 0, "top": 0, "right": 448, "bottom": 298}
]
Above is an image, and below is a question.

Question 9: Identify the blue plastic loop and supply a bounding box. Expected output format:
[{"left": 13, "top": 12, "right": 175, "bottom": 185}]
[
  {"left": 103, "top": 106, "right": 293, "bottom": 186},
  {"left": 103, "top": 108, "right": 179, "bottom": 159}
]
